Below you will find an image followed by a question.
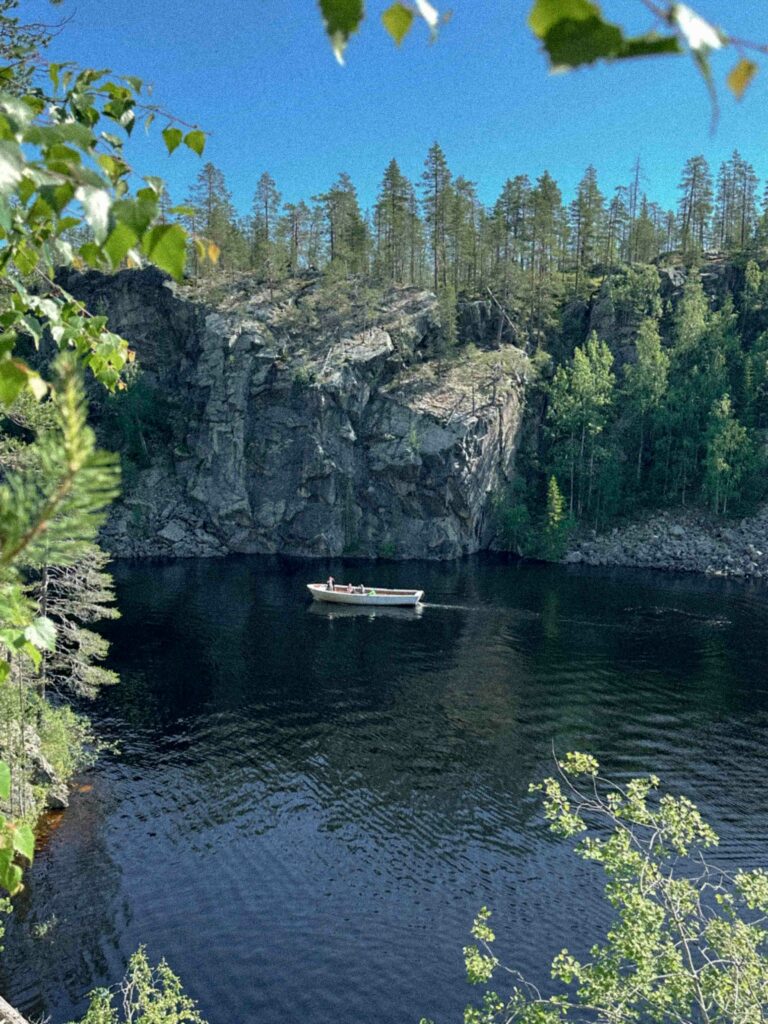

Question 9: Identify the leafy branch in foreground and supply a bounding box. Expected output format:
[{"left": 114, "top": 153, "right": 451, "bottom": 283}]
[
  {"left": 319, "top": 0, "right": 767, "bottom": 111},
  {"left": 73, "top": 947, "right": 207, "bottom": 1024},
  {"left": 428, "top": 752, "right": 768, "bottom": 1024},
  {"left": 0, "top": 760, "right": 32, "bottom": 895},
  {"left": 0, "top": 25, "right": 212, "bottom": 894}
]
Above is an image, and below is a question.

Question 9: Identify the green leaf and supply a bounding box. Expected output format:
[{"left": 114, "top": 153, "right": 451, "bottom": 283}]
[
  {"left": 12, "top": 243, "right": 37, "bottom": 275},
  {"left": 0, "top": 360, "right": 27, "bottom": 406},
  {"left": 541, "top": 14, "right": 623, "bottom": 66},
  {"left": 382, "top": 2, "right": 414, "bottom": 45},
  {"left": 528, "top": 0, "right": 679, "bottom": 68},
  {"left": 162, "top": 126, "right": 183, "bottom": 155},
  {"left": 103, "top": 221, "right": 139, "bottom": 269},
  {"left": 112, "top": 195, "right": 157, "bottom": 237},
  {"left": 183, "top": 129, "right": 206, "bottom": 156},
  {"left": 39, "top": 182, "right": 75, "bottom": 214},
  {"left": 0, "top": 762, "right": 9, "bottom": 802},
  {"left": 0, "top": 662, "right": 9, "bottom": 686},
  {"left": 319, "top": 0, "right": 364, "bottom": 63},
  {"left": 24, "top": 616, "right": 56, "bottom": 651},
  {"left": 727, "top": 57, "right": 757, "bottom": 100},
  {"left": 79, "top": 241, "right": 107, "bottom": 269},
  {"left": 20, "top": 641, "right": 41, "bottom": 671},
  {"left": 141, "top": 223, "right": 187, "bottom": 281},
  {"left": 0, "top": 847, "right": 22, "bottom": 896},
  {"left": 11, "top": 823, "right": 33, "bottom": 862},
  {"left": 528, "top": 0, "right": 597, "bottom": 37},
  {"left": 20, "top": 315, "right": 42, "bottom": 347}
]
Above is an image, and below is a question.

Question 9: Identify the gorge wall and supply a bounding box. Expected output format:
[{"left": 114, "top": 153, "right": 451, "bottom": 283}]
[{"left": 63, "top": 269, "right": 529, "bottom": 561}]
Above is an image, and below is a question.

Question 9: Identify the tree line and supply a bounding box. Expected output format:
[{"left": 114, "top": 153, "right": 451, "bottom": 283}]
[{"left": 180, "top": 146, "right": 768, "bottom": 297}]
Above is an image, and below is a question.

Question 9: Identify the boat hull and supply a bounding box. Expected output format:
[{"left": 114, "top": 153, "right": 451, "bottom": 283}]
[{"left": 307, "top": 584, "right": 424, "bottom": 607}]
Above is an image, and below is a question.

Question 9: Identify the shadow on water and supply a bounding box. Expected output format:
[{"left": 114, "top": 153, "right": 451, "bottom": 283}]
[{"left": 3, "top": 553, "right": 768, "bottom": 1024}]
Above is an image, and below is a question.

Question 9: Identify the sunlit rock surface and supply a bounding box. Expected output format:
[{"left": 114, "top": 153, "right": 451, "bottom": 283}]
[{"left": 62, "top": 269, "right": 529, "bottom": 560}]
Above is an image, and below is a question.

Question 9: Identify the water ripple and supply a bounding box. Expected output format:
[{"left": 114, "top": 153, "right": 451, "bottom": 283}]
[{"left": 3, "top": 556, "right": 768, "bottom": 1024}]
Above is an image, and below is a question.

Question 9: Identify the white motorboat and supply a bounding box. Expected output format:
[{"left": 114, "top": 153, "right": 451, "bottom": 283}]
[{"left": 307, "top": 583, "right": 424, "bottom": 607}]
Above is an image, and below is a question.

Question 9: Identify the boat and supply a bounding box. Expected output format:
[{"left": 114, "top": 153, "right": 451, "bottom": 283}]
[{"left": 307, "top": 583, "right": 424, "bottom": 607}]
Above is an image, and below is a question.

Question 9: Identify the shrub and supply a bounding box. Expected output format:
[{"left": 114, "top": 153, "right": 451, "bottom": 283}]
[
  {"left": 427, "top": 753, "right": 768, "bottom": 1024},
  {"left": 75, "top": 947, "right": 206, "bottom": 1024}
]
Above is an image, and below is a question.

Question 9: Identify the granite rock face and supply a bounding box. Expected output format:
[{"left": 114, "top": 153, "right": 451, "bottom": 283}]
[{"left": 64, "top": 270, "right": 529, "bottom": 560}]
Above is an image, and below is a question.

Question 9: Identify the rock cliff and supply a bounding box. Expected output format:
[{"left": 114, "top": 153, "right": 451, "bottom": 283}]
[{"left": 62, "top": 269, "right": 529, "bottom": 560}]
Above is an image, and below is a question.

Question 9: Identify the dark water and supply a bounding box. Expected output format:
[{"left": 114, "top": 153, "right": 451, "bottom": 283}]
[{"left": 3, "top": 556, "right": 768, "bottom": 1024}]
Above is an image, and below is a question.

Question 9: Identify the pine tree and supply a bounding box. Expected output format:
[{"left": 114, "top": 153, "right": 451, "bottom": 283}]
[
  {"left": 373, "top": 159, "right": 421, "bottom": 285},
  {"left": 39, "top": 546, "right": 120, "bottom": 698},
  {"left": 315, "top": 172, "right": 369, "bottom": 276},
  {"left": 755, "top": 181, "right": 768, "bottom": 249},
  {"left": 186, "top": 162, "right": 244, "bottom": 274},
  {"left": 278, "top": 200, "right": 311, "bottom": 275},
  {"left": 490, "top": 176, "right": 531, "bottom": 300},
  {"left": 0, "top": 359, "right": 121, "bottom": 820},
  {"left": 250, "top": 171, "right": 282, "bottom": 291},
  {"left": 704, "top": 394, "right": 750, "bottom": 513},
  {"left": 421, "top": 142, "right": 453, "bottom": 292},
  {"left": 677, "top": 155, "right": 713, "bottom": 255},
  {"left": 569, "top": 165, "right": 605, "bottom": 295},
  {"left": 623, "top": 317, "right": 670, "bottom": 484},
  {"left": 632, "top": 196, "right": 660, "bottom": 263},
  {"left": 541, "top": 475, "right": 569, "bottom": 559},
  {"left": 674, "top": 272, "right": 709, "bottom": 350},
  {"left": 436, "top": 283, "right": 459, "bottom": 362},
  {"left": 713, "top": 151, "right": 758, "bottom": 251},
  {"left": 450, "top": 176, "right": 482, "bottom": 293},
  {"left": 305, "top": 203, "right": 326, "bottom": 269},
  {"left": 655, "top": 283, "right": 737, "bottom": 505},
  {"left": 528, "top": 171, "right": 567, "bottom": 343},
  {"left": 626, "top": 156, "right": 644, "bottom": 263},
  {"left": 740, "top": 259, "right": 763, "bottom": 339}
]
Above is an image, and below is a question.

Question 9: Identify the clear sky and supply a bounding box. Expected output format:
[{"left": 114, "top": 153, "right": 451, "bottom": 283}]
[{"left": 26, "top": 0, "right": 768, "bottom": 215}]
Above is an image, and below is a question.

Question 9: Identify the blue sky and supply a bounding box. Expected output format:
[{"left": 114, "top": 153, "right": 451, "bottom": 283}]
[{"left": 26, "top": 0, "right": 768, "bottom": 215}]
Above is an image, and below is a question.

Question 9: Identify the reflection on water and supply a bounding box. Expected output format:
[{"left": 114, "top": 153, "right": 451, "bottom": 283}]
[
  {"left": 3, "top": 555, "right": 768, "bottom": 1024},
  {"left": 307, "top": 601, "right": 425, "bottom": 621}
]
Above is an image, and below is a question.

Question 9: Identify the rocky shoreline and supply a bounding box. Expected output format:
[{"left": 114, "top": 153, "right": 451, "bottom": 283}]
[{"left": 565, "top": 507, "right": 768, "bottom": 580}]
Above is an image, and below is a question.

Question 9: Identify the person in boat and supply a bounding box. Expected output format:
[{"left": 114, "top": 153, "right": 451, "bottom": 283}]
[
  {"left": 326, "top": 576, "right": 335, "bottom": 591},
  {"left": 356, "top": 584, "right": 365, "bottom": 594},
  {"left": 346, "top": 583, "right": 353, "bottom": 593}
]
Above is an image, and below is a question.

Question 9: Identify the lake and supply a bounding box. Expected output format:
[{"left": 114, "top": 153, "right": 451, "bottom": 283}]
[{"left": 3, "top": 555, "right": 768, "bottom": 1024}]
